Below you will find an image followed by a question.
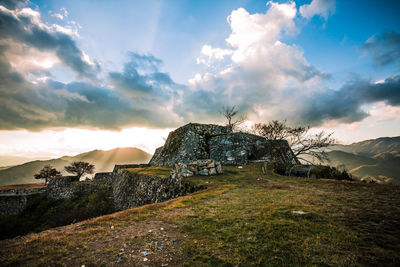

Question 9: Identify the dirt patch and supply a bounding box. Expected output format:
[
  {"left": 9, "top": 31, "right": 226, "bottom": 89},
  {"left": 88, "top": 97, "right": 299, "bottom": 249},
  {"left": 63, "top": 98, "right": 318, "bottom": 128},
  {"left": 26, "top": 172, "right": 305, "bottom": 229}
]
[
  {"left": 265, "top": 184, "right": 292, "bottom": 190},
  {"left": 83, "top": 219, "right": 185, "bottom": 266}
]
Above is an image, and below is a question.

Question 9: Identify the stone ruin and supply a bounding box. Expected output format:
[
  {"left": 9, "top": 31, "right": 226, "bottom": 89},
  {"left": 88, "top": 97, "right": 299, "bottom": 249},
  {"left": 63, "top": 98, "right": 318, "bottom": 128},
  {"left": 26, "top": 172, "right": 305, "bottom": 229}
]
[
  {"left": 1, "top": 122, "right": 299, "bottom": 215},
  {"left": 150, "top": 123, "right": 298, "bottom": 167},
  {"left": 171, "top": 159, "right": 223, "bottom": 179}
]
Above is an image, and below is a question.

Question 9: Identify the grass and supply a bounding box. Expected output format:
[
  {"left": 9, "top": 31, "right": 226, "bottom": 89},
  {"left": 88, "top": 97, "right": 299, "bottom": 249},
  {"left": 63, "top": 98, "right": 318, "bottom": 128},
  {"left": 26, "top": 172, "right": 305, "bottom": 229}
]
[
  {"left": 126, "top": 166, "right": 172, "bottom": 178},
  {"left": 1, "top": 163, "right": 399, "bottom": 266}
]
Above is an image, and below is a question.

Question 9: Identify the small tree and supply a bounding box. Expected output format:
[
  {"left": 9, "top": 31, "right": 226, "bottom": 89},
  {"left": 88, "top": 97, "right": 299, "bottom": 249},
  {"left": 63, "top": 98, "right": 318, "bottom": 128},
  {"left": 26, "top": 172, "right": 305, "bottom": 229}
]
[
  {"left": 34, "top": 165, "right": 61, "bottom": 184},
  {"left": 252, "top": 120, "right": 336, "bottom": 164},
  {"left": 219, "top": 105, "right": 246, "bottom": 130},
  {"left": 64, "top": 161, "right": 95, "bottom": 179}
]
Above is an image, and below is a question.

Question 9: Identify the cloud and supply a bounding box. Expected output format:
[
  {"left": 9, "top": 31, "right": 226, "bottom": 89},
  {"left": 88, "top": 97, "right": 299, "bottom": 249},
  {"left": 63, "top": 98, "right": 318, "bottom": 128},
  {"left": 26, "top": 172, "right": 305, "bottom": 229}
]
[
  {"left": 196, "top": 45, "right": 233, "bottom": 65},
  {"left": 0, "top": 1, "right": 399, "bottom": 132},
  {"left": 299, "top": 0, "right": 335, "bottom": 20},
  {"left": 178, "top": 1, "right": 329, "bottom": 124},
  {"left": 362, "top": 31, "right": 400, "bottom": 67},
  {"left": 0, "top": 48, "right": 183, "bottom": 130},
  {"left": 295, "top": 75, "right": 400, "bottom": 125},
  {"left": 0, "top": 4, "right": 99, "bottom": 78},
  {"left": 0, "top": 0, "right": 27, "bottom": 9},
  {"left": 178, "top": 2, "right": 400, "bottom": 128}
]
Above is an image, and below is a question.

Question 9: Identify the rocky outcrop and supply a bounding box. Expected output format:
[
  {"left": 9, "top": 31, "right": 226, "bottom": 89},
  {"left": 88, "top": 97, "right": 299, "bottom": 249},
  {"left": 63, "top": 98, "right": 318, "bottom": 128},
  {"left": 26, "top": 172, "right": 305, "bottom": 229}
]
[
  {"left": 150, "top": 123, "right": 298, "bottom": 167},
  {"left": 112, "top": 170, "right": 188, "bottom": 211},
  {"left": 171, "top": 159, "right": 223, "bottom": 179}
]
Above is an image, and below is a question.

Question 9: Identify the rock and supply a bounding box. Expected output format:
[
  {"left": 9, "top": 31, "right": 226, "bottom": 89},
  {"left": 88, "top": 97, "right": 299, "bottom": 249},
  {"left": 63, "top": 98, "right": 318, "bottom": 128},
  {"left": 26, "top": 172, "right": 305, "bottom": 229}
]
[
  {"left": 291, "top": 211, "right": 306, "bottom": 215},
  {"left": 171, "top": 159, "right": 222, "bottom": 179},
  {"left": 209, "top": 168, "right": 217, "bottom": 175},
  {"left": 207, "top": 161, "right": 215, "bottom": 168},
  {"left": 142, "top": 251, "right": 149, "bottom": 256},
  {"left": 199, "top": 169, "right": 209, "bottom": 176},
  {"left": 216, "top": 162, "right": 223, "bottom": 174}
]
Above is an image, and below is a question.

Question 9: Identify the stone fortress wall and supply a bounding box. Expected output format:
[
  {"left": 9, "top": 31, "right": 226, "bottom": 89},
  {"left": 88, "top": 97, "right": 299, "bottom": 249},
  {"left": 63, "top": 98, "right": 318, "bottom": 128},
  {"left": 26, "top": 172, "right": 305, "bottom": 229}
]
[{"left": 150, "top": 123, "right": 298, "bottom": 167}]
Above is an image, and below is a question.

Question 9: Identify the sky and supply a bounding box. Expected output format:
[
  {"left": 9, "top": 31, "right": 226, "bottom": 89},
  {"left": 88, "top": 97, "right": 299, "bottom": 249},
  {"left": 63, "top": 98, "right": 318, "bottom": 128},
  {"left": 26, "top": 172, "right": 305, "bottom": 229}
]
[{"left": 0, "top": 0, "right": 399, "bottom": 159}]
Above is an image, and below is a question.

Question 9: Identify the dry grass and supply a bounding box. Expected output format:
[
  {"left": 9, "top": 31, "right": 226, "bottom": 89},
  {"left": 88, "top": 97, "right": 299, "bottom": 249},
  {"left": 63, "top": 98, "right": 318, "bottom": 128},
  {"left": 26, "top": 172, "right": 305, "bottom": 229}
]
[
  {"left": 1, "top": 164, "right": 400, "bottom": 266},
  {"left": 126, "top": 166, "right": 172, "bottom": 178}
]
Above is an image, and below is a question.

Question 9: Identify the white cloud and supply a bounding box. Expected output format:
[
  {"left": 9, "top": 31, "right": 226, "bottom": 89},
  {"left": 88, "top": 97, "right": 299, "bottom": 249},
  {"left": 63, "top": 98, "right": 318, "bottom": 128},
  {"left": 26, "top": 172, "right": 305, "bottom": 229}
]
[
  {"left": 299, "top": 0, "right": 336, "bottom": 20},
  {"left": 196, "top": 45, "right": 233, "bottom": 65},
  {"left": 51, "top": 13, "right": 63, "bottom": 20},
  {"left": 60, "top": 7, "right": 68, "bottom": 17},
  {"left": 369, "top": 102, "right": 400, "bottom": 121},
  {"left": 181, "top": 1, "right": 328, "bottom": 125}
]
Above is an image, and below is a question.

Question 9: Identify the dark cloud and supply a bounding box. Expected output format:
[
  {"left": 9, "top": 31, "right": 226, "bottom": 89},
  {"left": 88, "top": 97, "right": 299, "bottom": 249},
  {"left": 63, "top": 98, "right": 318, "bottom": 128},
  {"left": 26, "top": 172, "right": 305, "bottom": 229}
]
[
  {"left": 0, "top": 4, "right": 99, "bottom": 78},
  {"left": 362, "top": 31, "right": 400, "bottom": 67},
  {"left": 109, "top": 52, "right": 175, "bottom": 101},
  {"left": 297, "top": 75, "right": 400, "bottom": 125},
  {"left": 0, "top": 50, "right": 181, "bottom": 130},
  {"left": 0, "top": 0, "right": 27, "bottom": 9}
]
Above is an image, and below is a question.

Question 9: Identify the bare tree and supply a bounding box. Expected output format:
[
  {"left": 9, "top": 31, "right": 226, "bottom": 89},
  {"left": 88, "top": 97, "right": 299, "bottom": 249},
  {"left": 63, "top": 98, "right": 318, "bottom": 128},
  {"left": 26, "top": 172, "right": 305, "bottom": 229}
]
[
  {"left": 64, "top": 161, "right": 95, "bottom": 179},
  {"left": 252, "top": 120, "right": 336, "bottom": 164},
  {"left": 219, "top": 105, "right": 246, "bottom": 130},
  {"left": 34, "top": 165, "right": 61, "bottom": 184}
]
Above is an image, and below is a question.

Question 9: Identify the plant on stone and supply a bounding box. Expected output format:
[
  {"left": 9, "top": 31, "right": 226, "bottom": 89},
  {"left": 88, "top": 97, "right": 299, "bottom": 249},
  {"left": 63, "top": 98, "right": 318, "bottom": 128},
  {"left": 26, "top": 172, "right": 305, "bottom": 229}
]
[{"left": 219, "top": 105, "right": 246, "bottom": 131}]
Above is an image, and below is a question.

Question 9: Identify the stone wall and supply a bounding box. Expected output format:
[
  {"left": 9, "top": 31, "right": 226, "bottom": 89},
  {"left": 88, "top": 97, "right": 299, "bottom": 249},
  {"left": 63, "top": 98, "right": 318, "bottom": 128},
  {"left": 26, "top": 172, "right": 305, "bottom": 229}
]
[
  {"left": 0, "top": 185, "right": 46, "bottom": 196},
  {"left": 112, "top": 170, "right": 188, "bottom": 211},
  {"left": 93, "top": 172, "right": 113, "bottom": 184},
  {"left": 150, "top": 123, "right": 231, "bottom": 166},
  {"left": 0, "top": 192, "right": 44, "bottom": 215},
  {"left": 171, "top": 159, "right": 223, "bottom": 179},
  {"left": 46, "top": 176, "right": 110, "bottom": 199},
  {"left": 208, "top": 132, "right": 266, "bottom": 165},
  {"left": 150, "top": 123, "right": 299, "bottom": 167}
]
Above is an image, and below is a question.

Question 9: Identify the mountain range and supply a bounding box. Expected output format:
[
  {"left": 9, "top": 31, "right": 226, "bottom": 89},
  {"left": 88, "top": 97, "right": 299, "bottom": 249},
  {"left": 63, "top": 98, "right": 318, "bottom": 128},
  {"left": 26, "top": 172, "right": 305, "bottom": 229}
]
[
  {"left": 327, "top": 136, "right": 400, "bottom": 184},
  {"left": 0, "top": 147, "right": 152, "bottom": 186}
]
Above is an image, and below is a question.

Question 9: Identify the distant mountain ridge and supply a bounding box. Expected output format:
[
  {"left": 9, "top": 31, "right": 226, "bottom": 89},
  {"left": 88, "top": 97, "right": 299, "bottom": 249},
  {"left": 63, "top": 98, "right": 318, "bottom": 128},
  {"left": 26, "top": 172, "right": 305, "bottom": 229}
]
[
  {"left": 335, "top": 136, "right": 400, "bottom": 157},
  {"left": 0, "top": 155, "right": 50, "bottom": 167},
  {"left": 0, "top": 147, "right": 152, "bottom": 186},
  {"left": 329, "top": 136, "right": 400, "bottom": 184}
]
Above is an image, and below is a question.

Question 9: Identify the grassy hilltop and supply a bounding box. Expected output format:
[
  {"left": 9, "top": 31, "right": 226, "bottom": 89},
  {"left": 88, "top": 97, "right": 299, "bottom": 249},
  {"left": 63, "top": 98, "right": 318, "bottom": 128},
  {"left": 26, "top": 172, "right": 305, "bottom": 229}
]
[{"left": 1, "top": 164, "right": 400, "bottom": 266}]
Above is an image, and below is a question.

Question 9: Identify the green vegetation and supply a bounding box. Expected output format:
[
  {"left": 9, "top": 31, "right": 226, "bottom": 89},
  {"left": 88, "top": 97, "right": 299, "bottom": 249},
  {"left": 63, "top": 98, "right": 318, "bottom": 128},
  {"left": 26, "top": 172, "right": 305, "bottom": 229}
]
[
  {"left": 127, "top": 166, "right": 172, "bottom": 178},
  {"left": 0, "top": 189, "right": 114, "bottom": 240},
  {"left": 1, "top": 163, "right": 399, "bottom": 266}
]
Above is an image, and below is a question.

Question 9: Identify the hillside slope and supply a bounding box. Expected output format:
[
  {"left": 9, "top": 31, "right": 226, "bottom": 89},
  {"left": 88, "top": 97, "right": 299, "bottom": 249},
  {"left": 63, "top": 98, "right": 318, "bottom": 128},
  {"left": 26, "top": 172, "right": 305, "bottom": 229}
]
[
  {"left": 335, "top": 136, "right": 400, "bottom": 157},
  {"left": 328, "top": 136, "right": 400, "bottom": 184},
  {"left": 1, "top": 164, "right": 399, "bottom": 266},
  {"left": 0, "top": 147, "right": 151, "bottom": 186},
  {"left": 0, "top": 156, "right": 47, "bottom": 167},
  {"left": 324, "top": 150, "right": 400, "bottom": 183}
]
